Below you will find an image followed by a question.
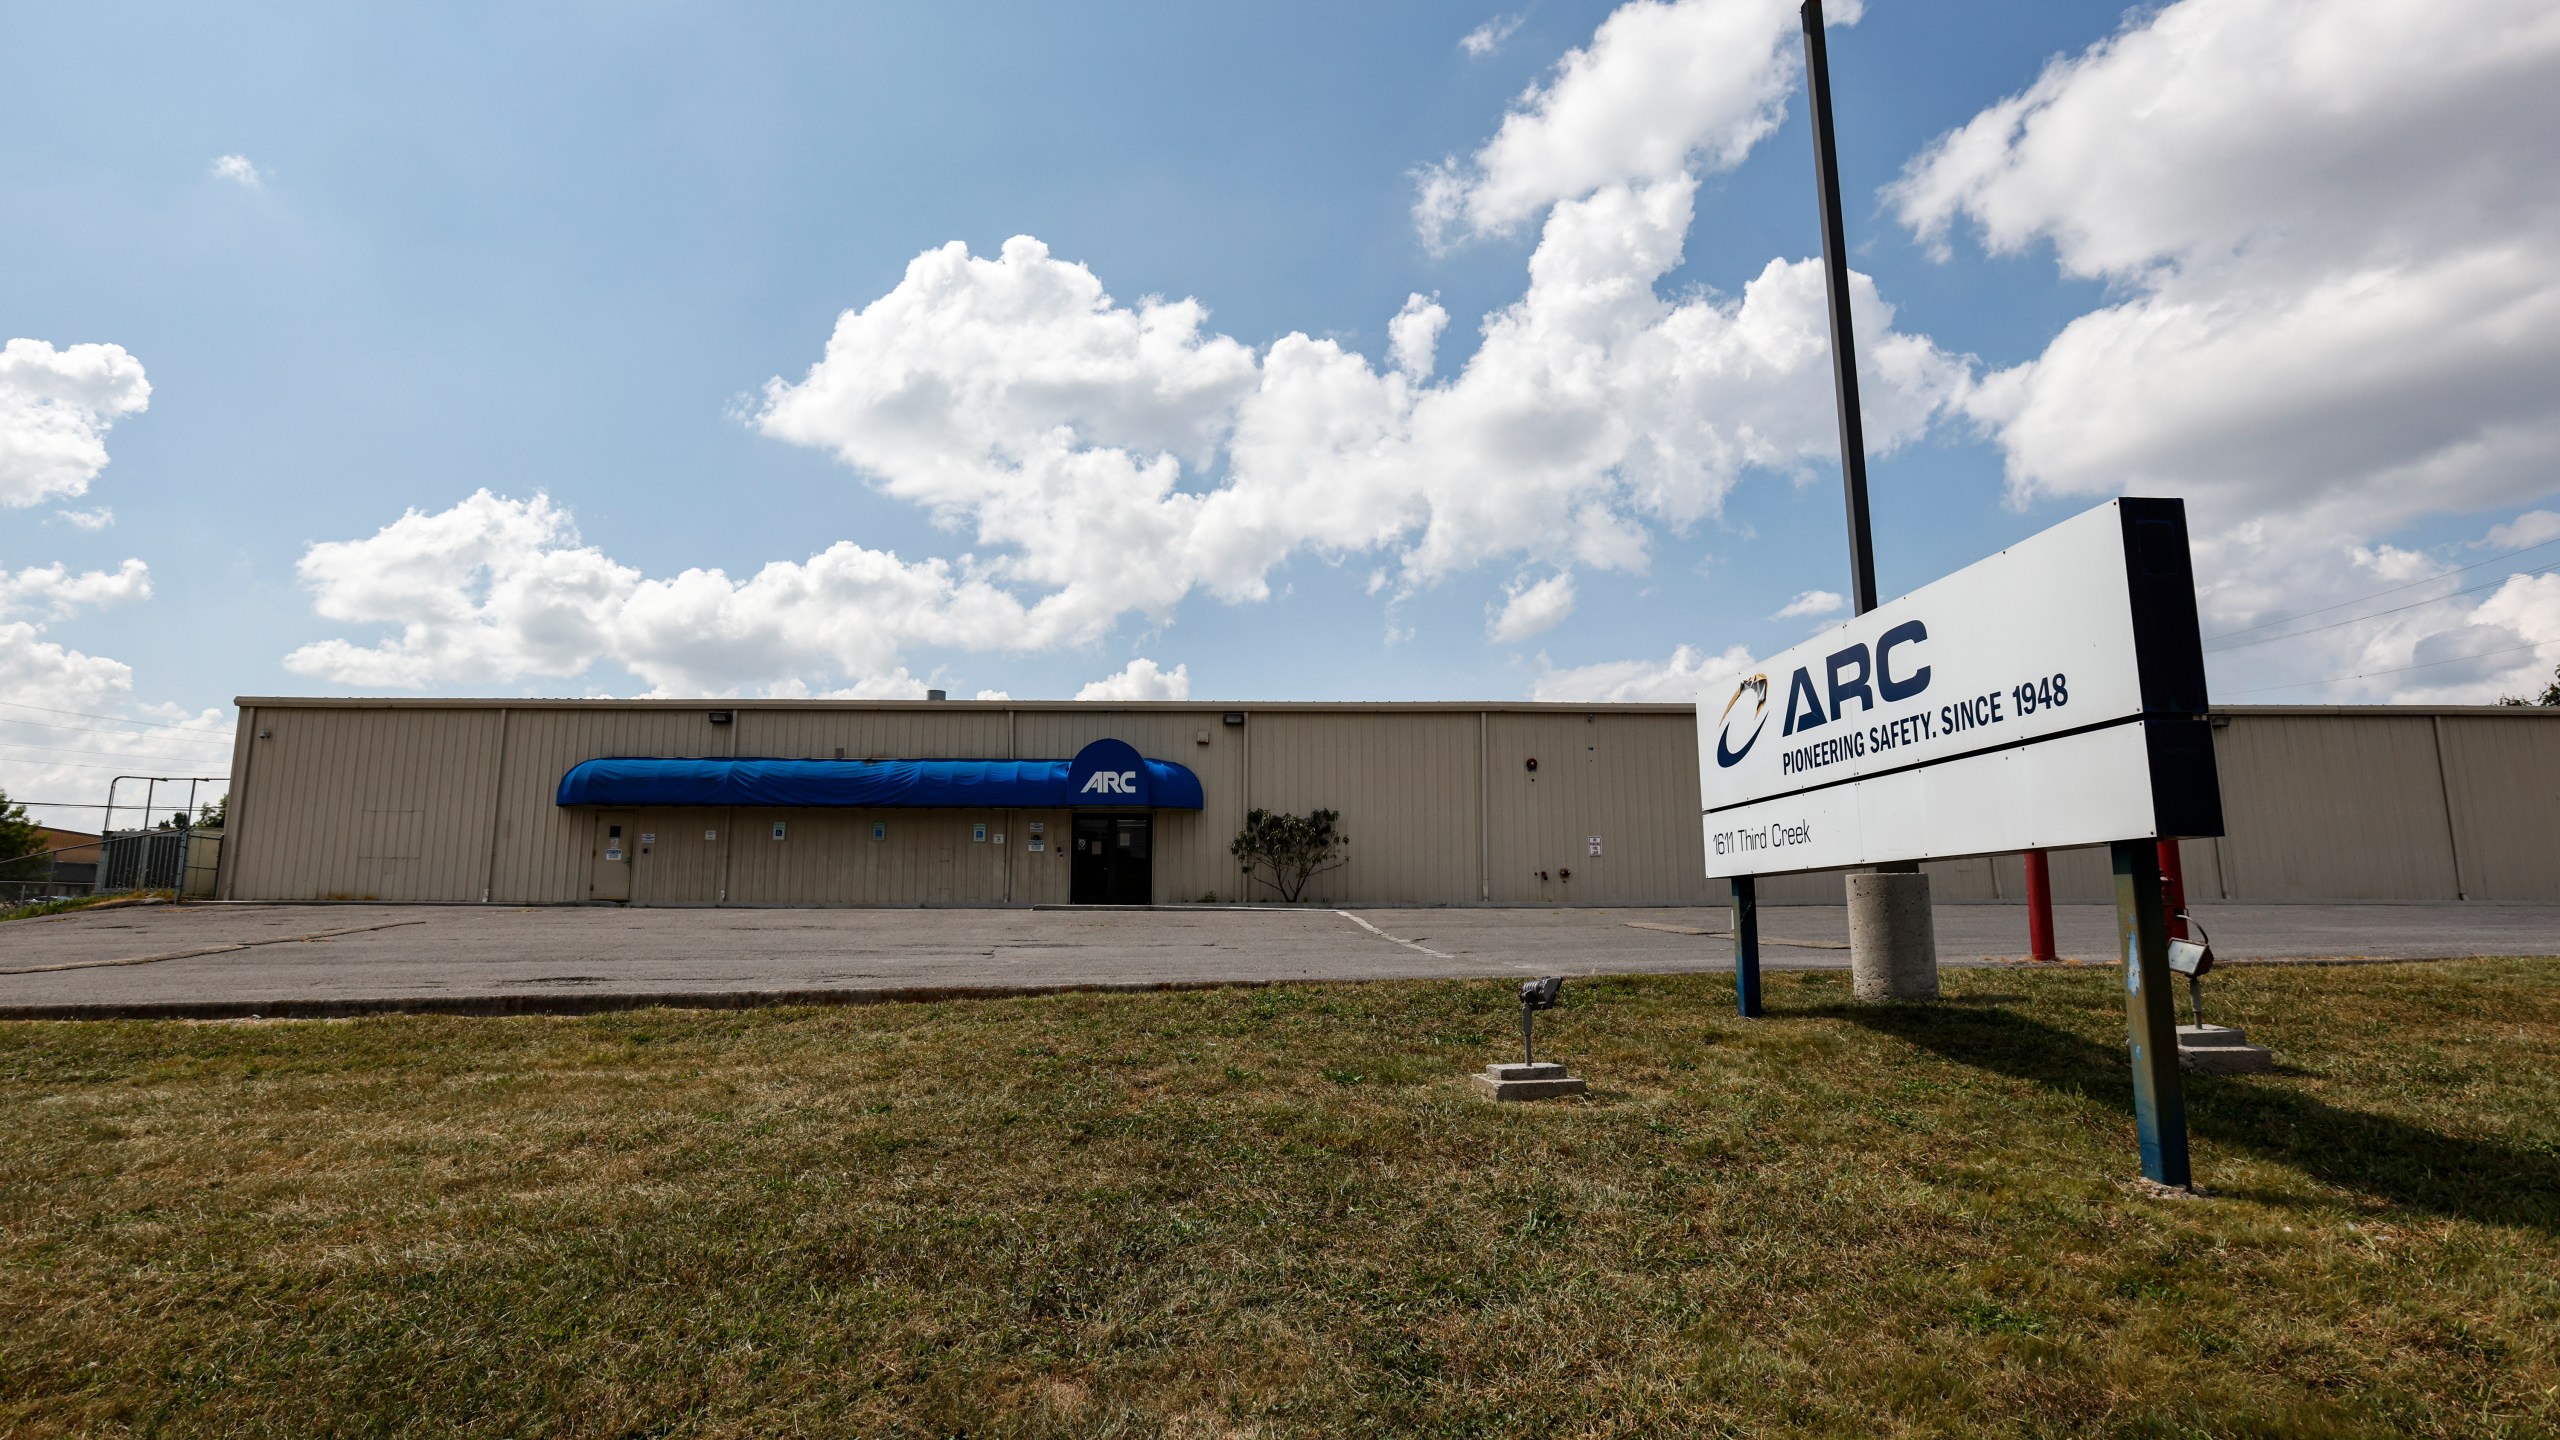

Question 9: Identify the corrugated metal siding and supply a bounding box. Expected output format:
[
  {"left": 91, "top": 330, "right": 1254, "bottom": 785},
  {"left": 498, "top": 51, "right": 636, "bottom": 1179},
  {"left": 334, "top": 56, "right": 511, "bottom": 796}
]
[
  {"left": 1484, "top": 712, "right": 1708, "bottom": 906},
  {"left": 733, "top": 708, "right": 1013, "bottom": 761},
  {"left": 220, "top": 699, "right": 2560, "bottom": 908},
  {"left": 490, "top": 708, "right": 751, "bottom": 903},
  {"left": 220, "top": 707, "right": 502, "bottom": 901},
  {"left": 1244, "top": 711, "right": 1483, "bottom": 904},
  {"left": 721, "top": 808, "right": 1012, "bottom": 906},
  {"left": 214, "top": 706, "right": 258, "bottom": 900},
  {"left": 2212, "top": 713, "right": 2461, "bottom": 900},
  {"left": 2437, "top": 715, "right": 2560, "bottom": 900}
]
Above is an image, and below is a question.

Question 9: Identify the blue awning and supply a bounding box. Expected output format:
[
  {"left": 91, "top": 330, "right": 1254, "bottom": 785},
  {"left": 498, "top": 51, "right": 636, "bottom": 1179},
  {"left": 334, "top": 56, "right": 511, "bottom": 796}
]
[{"left": 556, "top": 737, "right": 1204, "bottom": 810}]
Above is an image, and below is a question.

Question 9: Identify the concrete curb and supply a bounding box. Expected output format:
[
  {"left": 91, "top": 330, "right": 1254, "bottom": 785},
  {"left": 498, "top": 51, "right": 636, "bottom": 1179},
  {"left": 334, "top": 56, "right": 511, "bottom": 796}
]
[
  {"left": 0, "top": 977, "right": 1290, "bottom": 1023},
  {"left": 0, "top": 953, "right": 2487, "bottom": 1023}
]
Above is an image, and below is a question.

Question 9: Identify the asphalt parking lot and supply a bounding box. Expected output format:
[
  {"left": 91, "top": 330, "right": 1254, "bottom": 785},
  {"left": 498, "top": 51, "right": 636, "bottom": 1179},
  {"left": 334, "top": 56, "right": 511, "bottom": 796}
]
[{"left": 4, "top": 899, "right": 2555, "bottom": 1019}]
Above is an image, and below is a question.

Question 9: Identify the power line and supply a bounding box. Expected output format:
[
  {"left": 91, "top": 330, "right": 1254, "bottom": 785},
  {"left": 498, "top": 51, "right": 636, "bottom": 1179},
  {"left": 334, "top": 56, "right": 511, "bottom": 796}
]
[
  {"left": 0, "top": 754, "right": 231, "bottom": 775},
  {"left": 1, "top": 798, "right": 221, "bottom": 811},
  {"left": 2204, "top": 562, "right": 2560, "bottom": 654},
  {"left": 0, "top": 739, "right": 240, "bottom": 765},
  {"left": 0, "top": 715, "right": 232, "bottom": 745},
  {"left": 0, "top": 699, "right": 234, "bottom": 735},
  {"left": 2204, "top": 536, "right": 2560, "bottom": 644},
  {"left": 2222, "top": 637, "right": 2560, "bottom": 697}
]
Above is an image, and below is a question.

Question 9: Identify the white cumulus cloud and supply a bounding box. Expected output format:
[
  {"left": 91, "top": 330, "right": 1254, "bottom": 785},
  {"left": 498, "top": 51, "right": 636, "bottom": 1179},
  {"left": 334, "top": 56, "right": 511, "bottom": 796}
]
[
  {"left": 1892, "top": 0, "right": 2560, "bottom": 702},
  {"left": 0, "top": 619, "right": 233, "bottom": 800},
  {"left": 1771, "top": 588, "right": 1842, "bottom": 620},
  {"left": 0, "top": 339, "right": 152, "bottom": 509},
  {"left": 1387, "top": 293, "right": 1448, "bottom": 383},
  {"left": 2196, "top": 519, "right": 2560, "bottom": 703},
  {"left": 1076, "top": 657, "right": 1190, "bottom": 702},
  {"left": 1488, "top": 572, "right": 1577, "bottom": 642},
  {"left": 0, "top": 344, "right": 225, "bottom": 801},
  {"left": 0, "top": 559, "right": 151, "bottom": 622},
  {"left": 1529, "top": 641, "right": 1753, "bottom": 702},
  {"left": 211, "top": 154, "right": 261, "bottom": 187},
  {"left": 1417, "top": 0, "right": 1849, "bottom": 247},
  {"left": 2485, "top": 511, "right": 2560, "bottom": 550},
  {"left": 1460, "top": 14, "right": 1524, "bottom": 58},
  {"left": 293, "top": 0, "right": 1964, "bottom": 699},
  {"left": 282, "top": 489, "right": 1057, "bottom": 695},
  {"left": 754, "top": 182, "right": 1965, "bottom": 626},
  {"left": 1904, "top": 7, "right": 2551, "bottom": 592}
]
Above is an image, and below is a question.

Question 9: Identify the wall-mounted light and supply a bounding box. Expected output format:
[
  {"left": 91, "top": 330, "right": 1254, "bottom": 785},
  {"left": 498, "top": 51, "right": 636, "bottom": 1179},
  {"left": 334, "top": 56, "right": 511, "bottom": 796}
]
[
  {"left": 707, "top": 710, "right": 733, "bottom": 725},
  {"left": 1525, "top": 757, "right": 1538, "bottom": 772},
  {"left": 1222, "top": 712, "right": 1246, "bottom": 727}
]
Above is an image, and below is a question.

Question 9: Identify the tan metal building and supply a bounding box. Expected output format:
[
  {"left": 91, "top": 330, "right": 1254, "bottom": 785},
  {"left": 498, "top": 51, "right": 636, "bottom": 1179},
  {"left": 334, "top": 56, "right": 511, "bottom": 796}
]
[{"left": 214, "top": 698, "right": 2559, "bottom": 908}]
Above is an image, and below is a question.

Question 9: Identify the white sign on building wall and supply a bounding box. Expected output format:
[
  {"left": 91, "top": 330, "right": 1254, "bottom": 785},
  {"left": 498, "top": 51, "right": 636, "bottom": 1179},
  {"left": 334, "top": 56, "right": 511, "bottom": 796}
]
[{"left": 1699, "top": 498, "right": 2223, "bottom": 879}]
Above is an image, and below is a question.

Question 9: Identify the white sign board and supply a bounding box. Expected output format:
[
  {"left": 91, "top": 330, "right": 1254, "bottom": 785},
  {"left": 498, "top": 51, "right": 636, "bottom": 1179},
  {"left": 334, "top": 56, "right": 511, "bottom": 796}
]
[{"left": 1700, "top": 498, "right": 2220, "bottom": 879}]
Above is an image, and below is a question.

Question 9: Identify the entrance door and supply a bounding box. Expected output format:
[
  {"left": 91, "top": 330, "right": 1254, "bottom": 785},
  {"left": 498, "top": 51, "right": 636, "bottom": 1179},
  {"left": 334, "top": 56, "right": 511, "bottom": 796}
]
[
  {"left": 590, "top": 812, "right": 634, "bottom": 902},
  {"left": 1070, "top": 813, "right": 1152, "bottom": 904}
]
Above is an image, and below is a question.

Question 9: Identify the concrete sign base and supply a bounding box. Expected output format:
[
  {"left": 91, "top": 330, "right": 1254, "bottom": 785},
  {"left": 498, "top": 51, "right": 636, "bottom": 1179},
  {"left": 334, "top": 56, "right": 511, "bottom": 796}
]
[
  {"left": 2177, "top": 1023, "right": 2274, "bottom": 1075},
  {"left": 1848, "top": 871, "right": 1939, "bottom": 1000},
  {"left": 1472, "top": 1061, "right": 1588, "bottom": 1102}
]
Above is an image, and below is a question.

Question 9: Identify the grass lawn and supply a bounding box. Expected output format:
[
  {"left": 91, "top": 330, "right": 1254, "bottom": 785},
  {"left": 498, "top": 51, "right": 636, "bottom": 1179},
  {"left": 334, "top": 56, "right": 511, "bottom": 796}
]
[
  {"left": 4, "top": 960, "right": 2557, "bottom": 1438},
  {"left": 0, "top": 892, "right": 175, "bottom": 924}
]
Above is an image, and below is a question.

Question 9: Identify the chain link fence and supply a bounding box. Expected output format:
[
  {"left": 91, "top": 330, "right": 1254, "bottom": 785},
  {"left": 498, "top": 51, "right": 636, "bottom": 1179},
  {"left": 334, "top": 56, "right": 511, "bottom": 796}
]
[{"left": 2, "top": 829, "right": 220, "bottom": 914}]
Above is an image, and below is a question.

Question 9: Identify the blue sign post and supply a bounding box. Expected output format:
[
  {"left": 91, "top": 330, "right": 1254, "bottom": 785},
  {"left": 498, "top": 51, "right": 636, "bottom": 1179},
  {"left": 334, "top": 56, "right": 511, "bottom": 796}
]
[
  {"left": 1731, "top": 875, "right": 1763, "bottom": 1018},
  {"left": 2113, "top": 839, "right": 2192, "bottom": 1186}
]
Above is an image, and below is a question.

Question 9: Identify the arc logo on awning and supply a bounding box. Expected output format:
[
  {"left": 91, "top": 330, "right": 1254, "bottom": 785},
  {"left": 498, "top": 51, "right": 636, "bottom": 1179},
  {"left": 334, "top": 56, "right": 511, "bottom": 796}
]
[{"left": 1065, "top": 736, "right": 1153, "bottom": 806}]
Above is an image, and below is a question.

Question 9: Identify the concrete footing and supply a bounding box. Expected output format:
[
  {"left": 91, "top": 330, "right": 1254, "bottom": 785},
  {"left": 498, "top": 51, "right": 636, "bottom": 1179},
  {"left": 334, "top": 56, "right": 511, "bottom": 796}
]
[
  {"left": 1848, "top": 871, "right": 1939, "bottom": 1001},
  {"left": 1472, "top": 1061, "right": 1588, "bottom": 1101},
  {"left": 2177, "top": 1023, "right": 2274, "bottom": 1074}
]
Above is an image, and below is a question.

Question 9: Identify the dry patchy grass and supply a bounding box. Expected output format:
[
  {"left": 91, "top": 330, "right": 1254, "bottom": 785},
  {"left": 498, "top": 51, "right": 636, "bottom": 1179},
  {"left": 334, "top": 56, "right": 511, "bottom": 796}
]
[{"left": 3, "top": 960, "right": 2557, "bottom": 1437}]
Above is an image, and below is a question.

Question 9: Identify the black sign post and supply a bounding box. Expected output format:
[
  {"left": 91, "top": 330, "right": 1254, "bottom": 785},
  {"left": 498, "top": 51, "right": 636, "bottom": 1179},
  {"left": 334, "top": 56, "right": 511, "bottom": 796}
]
[
  {"left": 1730, "top": 0, "right": 1882, "bottom": 1017},
  {"left": 1800, "top": 0, "right": 1878, "bottom": 618}
]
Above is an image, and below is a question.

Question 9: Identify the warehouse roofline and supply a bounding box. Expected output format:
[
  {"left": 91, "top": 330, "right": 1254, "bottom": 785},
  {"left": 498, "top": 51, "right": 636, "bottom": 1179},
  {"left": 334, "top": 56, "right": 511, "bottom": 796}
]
[
  {"left": 230, "top": 697, "right": 2560, "bottom": 720},
  {"left": 231, "top": 696, "right": 1702, "bottom": 715}
]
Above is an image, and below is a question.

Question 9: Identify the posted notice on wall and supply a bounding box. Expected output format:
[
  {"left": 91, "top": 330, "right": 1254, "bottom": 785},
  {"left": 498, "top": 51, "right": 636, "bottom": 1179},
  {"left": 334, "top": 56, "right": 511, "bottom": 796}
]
[{"left": 1699, "top": 498, "right": 2223, "bottom": 879}]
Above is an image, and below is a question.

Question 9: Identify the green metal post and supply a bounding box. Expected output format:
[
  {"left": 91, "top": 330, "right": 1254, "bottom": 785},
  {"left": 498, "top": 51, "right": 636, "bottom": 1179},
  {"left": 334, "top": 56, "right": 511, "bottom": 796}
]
[{"left": 2112, "top": 839, "right": 2191, "bottom": 1187}]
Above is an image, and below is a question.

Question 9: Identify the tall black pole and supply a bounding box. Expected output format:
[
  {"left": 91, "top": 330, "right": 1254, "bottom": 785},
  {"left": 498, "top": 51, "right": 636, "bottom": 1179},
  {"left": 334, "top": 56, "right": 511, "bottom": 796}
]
[{"left": 1800, "top": 0, "right": 1878, "bottom": 616}]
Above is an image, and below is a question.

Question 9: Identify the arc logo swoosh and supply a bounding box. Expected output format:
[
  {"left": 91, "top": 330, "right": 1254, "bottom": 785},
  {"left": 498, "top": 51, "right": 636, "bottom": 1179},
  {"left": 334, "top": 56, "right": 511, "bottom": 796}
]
[{"left": 1714, "top": 674, "right": 1769, "bottom": 769}]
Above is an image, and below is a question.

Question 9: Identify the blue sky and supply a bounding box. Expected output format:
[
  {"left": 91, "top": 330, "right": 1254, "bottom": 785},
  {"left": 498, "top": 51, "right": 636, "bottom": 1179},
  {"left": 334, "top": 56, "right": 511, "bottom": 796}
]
[{"left": 6, "top": 0, "right": 2559, "bottom": 804}]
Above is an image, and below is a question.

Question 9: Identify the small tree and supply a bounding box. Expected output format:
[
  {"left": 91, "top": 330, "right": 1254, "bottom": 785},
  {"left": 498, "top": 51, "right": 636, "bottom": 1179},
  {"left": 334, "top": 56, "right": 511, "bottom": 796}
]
[
  {"left": 2498, "top": 661, "right": 2560, "bottom": 707},
  {"left": 1230, "top": 807, "right": 1349, "bottom": 903},
  {"left": 0, "top": 790, "right": 46, "bottom": 885}
]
